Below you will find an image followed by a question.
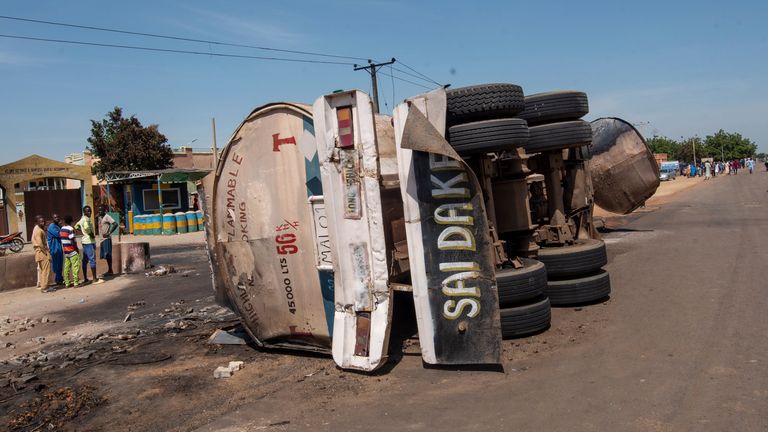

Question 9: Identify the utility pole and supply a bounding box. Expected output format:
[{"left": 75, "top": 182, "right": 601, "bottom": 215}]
[
  {"left": 211, "top": 118, "right": 218, "bottom": 169},
  {"left": 354, "top": 58, "right": 396, "bottom": 114}
]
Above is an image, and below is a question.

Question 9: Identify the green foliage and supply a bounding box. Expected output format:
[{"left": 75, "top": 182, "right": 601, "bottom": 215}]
[
  {"left": 646, "top": 136, "right": 678, "bottom": 156},
  {"left": 87, "top": 107, "right": 173, "bottom": 179},
  {"left": 645, "top": 130, "right": 758, "bottom": 163},
  {"left": 703, "top": 129, "right": 757, "bottom": 161}
]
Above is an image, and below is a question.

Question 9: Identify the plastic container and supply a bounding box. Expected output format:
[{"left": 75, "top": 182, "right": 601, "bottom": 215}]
[
  {"left": 185, "top": 211, "right": 198, "bottom": 232},
  {"left": 195, "top": 210, "right": 204, "bottom": 231},
  {"left": 174, "top": 212, "right": 188, "bottom": 234},
  {"left": 133, "top": 214, "right": 145, "bottom": 235},
  {"left": 147, "top": 214, "right": 162, "bottom": 235},
  {"left": 162, "top": 213, "right": 177, "bottom": 235}
]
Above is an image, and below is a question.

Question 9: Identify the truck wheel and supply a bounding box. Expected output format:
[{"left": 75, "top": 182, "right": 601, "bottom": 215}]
[
  {"left": 545, "top": 270, "right": 611, "bottom": 305},
  {"left": 448, "top": 118, "right": 529, "bottom": 154},
  {"left": 523, "top": 120, "right": 593, "bottom": 153},
  {"left": 518, "top": 91, "right": 589, "bottom": 126},
  {"left": 496, "top": 258, "right": 547, "bottom": 306},
  {"left": 500, "top": 296, "right": 551, "bottom": 339},
  {"left": 537, "top": 239, "right": 607, "bottom": 279},
  {"left": 447, "top": 83, "right": 525, "bottom": 125}
]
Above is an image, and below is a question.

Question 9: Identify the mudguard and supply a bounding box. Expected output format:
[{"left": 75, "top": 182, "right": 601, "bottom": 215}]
[{"left": 393, "top": 90, "right": 502, "bottom": 365}]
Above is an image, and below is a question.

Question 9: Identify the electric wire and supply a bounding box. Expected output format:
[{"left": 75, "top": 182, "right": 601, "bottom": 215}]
[
  {"left": 395, "top": 59, "right": 442, "bottom": 86},
  {"left": 0, "top": 14, "right": 368, "bottom": 61},
  {"left": 0, "top": 34, "right": 355, "bottom": 65},
  {"left": 1, "top": 14, "right": 444, "bottom": 89},
  {"left": 379, "top": 69, "right": 432, "bottom": 90}
]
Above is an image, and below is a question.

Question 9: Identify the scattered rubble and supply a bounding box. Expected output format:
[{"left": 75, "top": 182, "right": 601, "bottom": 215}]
[
  {"left": 213, "top": 360, "right": 245, "bottom": 379},
  {"left": 145, "top": 265, "right": 176, "bottom": 277},
  {"left": 208, "top": 329, "right": 247, "bottom": 345}
]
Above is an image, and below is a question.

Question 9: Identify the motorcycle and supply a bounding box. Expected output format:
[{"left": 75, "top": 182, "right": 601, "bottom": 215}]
[{"left": 0, "top": 232, "right": 25, "bottom": 256}]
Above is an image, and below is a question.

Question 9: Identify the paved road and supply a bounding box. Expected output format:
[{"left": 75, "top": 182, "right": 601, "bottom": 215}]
[{"left": 198, "top": 171, "right": 768, "bottom": 432}]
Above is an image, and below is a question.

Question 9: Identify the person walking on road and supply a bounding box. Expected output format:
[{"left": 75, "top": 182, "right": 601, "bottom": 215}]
[
  {"left": 47, "top": 213, "right": 64, "bottom": 286},
  {"left": 75, "top": 205, "right": 103, "bottom": 285},
  {"left": 59, "top": 215, "right": 80, "bottom": 288},
  {"left": 97, "top": 205, "right": 117, "bottom": 277},
  {"left": 704, "top": 160, "right": 712, "bottom": 180},
  {"left": 32, "top": 215, "right": 53, "bottom": 293},
  {"left": 747, "top": 158, "right": 754, "bottom": 174}
]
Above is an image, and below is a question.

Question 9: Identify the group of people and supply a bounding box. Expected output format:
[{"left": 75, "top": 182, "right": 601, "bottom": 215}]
[
  {"left": 31, "top": 205, "right": 117, "bottom": 293},
  {"left": 688, "top": 158, "right": 758, "bottom": 179}
]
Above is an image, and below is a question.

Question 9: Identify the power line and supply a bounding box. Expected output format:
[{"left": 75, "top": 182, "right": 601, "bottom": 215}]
[
  {"left": 379, "top": 69, "right": 433, "bottom": 90},
  {"left": 0, "top": 14, "right": 446, "bottom": 90},
  {"left": 0, "top": 34, "right": 355, "bottom": 65},
  {"left": 0, "top": 14, "right": 369, "bottom": 61},
  {"left": 394, "top": 60, "right": 442, "bottom": 86}
]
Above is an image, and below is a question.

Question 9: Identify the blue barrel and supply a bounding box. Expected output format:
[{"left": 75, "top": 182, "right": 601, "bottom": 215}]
[
  {"left": 174, "top": 212, "right": 188, "bottom": 233},
  {"left": 195, "top": 210, "right": 204, "bottom": 231},
  {"left": 147, "top": 214, "right": 162, "bottom": 235},
  {"left": 133, "top": 215, "right": 144, "bottom": 235},
  {"left": 162, "top": 213, "right": 177, "bottom": 235},
  {"left": 185, "top": 211, "right": 198, "bottom": 232}
]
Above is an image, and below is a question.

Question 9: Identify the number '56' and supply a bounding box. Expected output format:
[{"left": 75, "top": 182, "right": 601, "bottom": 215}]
[{"left": 275, "top": 233, "right": 298, "bottom": 255}]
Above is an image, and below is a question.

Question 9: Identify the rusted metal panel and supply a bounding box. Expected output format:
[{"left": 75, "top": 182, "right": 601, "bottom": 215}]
[
  {"left": 313, "top": 91, "right": 393, "bottom": 372},
  {"left": 209, "top": 103, "right": 334, "bottom": 351},
  {"left": 394, "top": 90, "right": 502, "bottom": 365},
  {"left": 590, "top": 118, "right": 660, "bottom": 215}
]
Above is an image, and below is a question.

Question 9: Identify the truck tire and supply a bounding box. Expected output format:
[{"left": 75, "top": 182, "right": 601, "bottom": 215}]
[
  {"left": 537, "top": 239, "right": 607, "bottom": 279},
  {"left": 496, "top": 258, "right": 547, "bottom": 306},
  {"left": 446, "top": 83, "right": 525, "bottom": 125},
  {"left": 545, "top": 270, "right": 611, "bottom": 305},
  {"left": 500, "top": 296, "right": 551, "bottom": 339},
  {"left": 518, "top": 91, "right": 589, "bottom": 125},
  {"left": 448, "top": 118, "right": 529, "bottom": 154},
  {"left": 523, "top": 120, "right": 593, "bottom": 153}
]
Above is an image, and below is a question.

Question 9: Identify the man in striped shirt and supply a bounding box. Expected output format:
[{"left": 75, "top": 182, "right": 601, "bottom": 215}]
[{"left": 60, "top": 215, "right": 81, "bottom": 288}]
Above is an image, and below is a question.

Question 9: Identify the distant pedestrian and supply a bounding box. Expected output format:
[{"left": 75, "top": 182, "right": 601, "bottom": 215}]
[
  {"left": 704, "top": 161, "right": 712, "bottom": 180},
  {"left": 97, "top": 205, "right": 117, "bottom": 277},
  {"left": 747, "top": 158, "right": 754, "bottom": 174},
  {"left": 714, "top": 162, "right": 720, "bottom": 177},
  {"left": 60, "top": 215, "right": 80, "bottom": 288},
  {"left": 47, "top": 213, "right": 64, "bottom": 286},
  {"left": 32, "top": 215, "right": 53, "bottom": 292},
  {"left": 75, "top": 205, "right": 103, "bottom": 285}
]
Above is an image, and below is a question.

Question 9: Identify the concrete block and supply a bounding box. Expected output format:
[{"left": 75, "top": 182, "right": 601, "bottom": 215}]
[{"left": 213, "top": 366, "right": 232, "bottom": 379}]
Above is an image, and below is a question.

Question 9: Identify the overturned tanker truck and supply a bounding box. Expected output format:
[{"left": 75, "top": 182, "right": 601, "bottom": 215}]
[{"left": 204, "top": 84, "right": 658, "bottom": 372}]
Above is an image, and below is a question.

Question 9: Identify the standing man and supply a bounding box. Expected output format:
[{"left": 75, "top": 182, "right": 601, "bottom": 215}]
[
  {"left": 47, "top": 213, "right": 64, "bottom": 286},
  {"left": 97, "top": 205, "right": 118, "bottom": 277},
  {"left": 32, "top": 215, "right": 53, "bottom": 292},
  {"left": 60, "top": 215, "right": 80, "bottom": 288},
  {"left": 75, "top": 205, "right": 103, "bottom": 285}
]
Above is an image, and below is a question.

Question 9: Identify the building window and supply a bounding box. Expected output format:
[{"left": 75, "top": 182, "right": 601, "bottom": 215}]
[{"left": 142, "top": 188, "right": 182, "bottom": 211}]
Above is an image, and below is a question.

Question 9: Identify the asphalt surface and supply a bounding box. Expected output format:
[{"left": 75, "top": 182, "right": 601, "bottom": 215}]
[{"left": 200, "top": 171, "right": 768, "bottom": 432}]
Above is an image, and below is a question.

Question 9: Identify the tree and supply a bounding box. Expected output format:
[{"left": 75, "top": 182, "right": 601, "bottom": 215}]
[
  {"left": 674, "top": 136, "right": 704, "bottom": 163},
  {"left": 646, "top": 136, "right": 680, "bottom": 157},
  {"left": 703, "top": 129, "right": 757, "bottom": 161},
  {"left": 87, "top": 107, "right": 173, "bottom": 179}
]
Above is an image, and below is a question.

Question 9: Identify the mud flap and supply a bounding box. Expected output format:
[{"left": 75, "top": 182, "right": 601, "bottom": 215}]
[
  {"left": 313, "top": 91, "right": 392, "bottom": 372},
  {"left": 393, "top": 90, "right": 502, "bottom": 365}
]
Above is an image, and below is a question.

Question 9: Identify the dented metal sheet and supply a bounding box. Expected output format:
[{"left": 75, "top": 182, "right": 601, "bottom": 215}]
[
  {"left": 590, "top": 118, "right": 660, "bottom": 214},
  {"left": 208, "top": 103, "right": 334, "bottom": 351},
  {"left": 394, "top": 90, "right": 502, "bottom": 365},
  {"left": 312, "top": 90, "right": 392, "bottom": 372}
]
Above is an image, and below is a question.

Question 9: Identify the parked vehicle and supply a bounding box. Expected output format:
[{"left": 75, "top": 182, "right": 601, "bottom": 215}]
[
  {"left": 659, "top": 167, "right": 677, "bottom": 181},
  {"left": 0, "top": 232, "right": 24, "bottom": 256}
]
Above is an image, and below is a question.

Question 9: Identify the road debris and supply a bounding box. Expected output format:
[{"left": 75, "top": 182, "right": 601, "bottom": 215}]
[
  {"left": 7, "top": 385, "right": 105, "bottom": 431},
  {"left": 208, "top": 329, "right": 247, "bottom": 345},
  {"left": 145, "top": 265, "right": 176, "bottom": 277}
]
